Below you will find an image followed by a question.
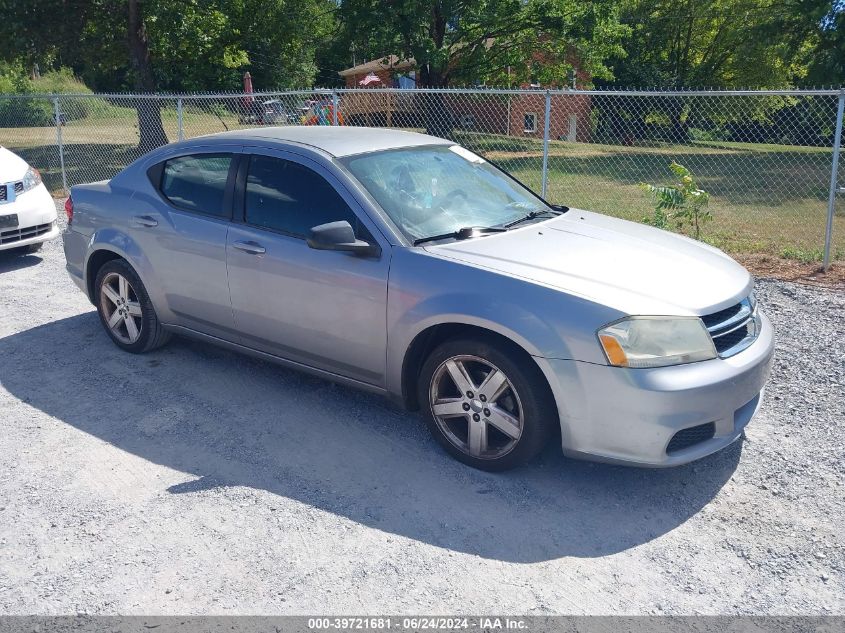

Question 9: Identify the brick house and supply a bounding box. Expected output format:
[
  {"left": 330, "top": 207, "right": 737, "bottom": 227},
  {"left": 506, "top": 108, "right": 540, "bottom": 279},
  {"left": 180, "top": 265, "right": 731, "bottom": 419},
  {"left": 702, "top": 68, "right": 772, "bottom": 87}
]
[
  {"left": 337, "top": 54, "right": 592, "bottom": 142},
  {"left": 505, "top": 52, "right": 593, "bottom": 142},
  {"left": 338, "top": 56, "right": 416, "bottom": 88},
  {"left": 509, "top": 91, "right": 592, "bottom": 142}
]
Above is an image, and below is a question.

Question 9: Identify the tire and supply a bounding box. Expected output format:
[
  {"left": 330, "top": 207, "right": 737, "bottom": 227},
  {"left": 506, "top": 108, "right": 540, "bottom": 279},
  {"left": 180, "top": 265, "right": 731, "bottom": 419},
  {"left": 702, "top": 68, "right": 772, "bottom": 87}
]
[
  {"left": 418, "top": 336, "right": 557, "bottom": 471},
  {"left": 94, "top": 259, "right": 171, "bottom": 353}
]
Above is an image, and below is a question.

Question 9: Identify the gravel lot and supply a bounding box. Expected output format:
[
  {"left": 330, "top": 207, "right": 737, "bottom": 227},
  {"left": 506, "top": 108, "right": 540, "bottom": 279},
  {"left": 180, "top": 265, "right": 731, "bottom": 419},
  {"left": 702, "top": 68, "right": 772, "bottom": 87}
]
[{"left": 0, "top": 201, "right": 842, "bottom": 615}]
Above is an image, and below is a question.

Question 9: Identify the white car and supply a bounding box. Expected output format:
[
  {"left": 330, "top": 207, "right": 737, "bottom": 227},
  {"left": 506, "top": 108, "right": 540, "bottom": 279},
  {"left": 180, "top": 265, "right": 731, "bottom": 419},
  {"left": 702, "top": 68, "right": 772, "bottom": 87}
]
[{"left": 0, "top": 146, "right": 59, "bottom": 254}]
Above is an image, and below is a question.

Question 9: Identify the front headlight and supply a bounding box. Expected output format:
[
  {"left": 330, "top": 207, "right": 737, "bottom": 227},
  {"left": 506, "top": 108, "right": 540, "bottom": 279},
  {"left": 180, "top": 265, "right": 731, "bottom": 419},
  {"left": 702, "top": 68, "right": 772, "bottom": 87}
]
[
  {"left": 21, "top": 166, "right": 42, "bottom": 192},
  {"left": 597, "top": 317, "right": 717, "bottom": 368}
]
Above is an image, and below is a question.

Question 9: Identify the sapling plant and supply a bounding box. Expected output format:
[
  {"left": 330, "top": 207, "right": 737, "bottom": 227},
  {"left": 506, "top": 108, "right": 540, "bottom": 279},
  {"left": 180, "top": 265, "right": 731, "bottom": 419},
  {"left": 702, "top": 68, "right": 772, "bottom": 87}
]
[{"left": 642, "top": 162, "right": 712, "bottom": 240}]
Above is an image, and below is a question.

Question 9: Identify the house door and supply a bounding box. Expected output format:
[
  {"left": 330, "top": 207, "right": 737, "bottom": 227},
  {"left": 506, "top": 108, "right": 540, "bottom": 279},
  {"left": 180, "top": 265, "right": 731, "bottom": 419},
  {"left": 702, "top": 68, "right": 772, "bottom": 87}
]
[{"left": 568, "top": 114, "right": 578, "bottom": 142}]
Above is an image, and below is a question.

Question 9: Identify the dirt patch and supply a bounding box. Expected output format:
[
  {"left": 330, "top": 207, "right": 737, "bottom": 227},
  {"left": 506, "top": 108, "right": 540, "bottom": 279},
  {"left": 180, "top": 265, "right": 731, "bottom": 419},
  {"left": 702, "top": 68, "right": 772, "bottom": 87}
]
[{"left": 736, "top": 254, "right": 845, "bottom": 290}]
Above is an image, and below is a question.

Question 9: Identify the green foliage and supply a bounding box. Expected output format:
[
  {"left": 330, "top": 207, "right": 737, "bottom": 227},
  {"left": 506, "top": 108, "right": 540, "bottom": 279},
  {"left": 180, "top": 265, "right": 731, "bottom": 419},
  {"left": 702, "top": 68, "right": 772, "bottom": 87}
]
[
  {"left": 30, "top": 68, "right": 92, "bottom": 94},
  {"left": 778, "top": 246, "right": 845, "bottom": 264},
  {"left": 0, "top": 63, "right": 119, "bottom": 126},
  {"left": 33, "top": 69, "right": 118, "bottom": 121},
  {"left": 805, "top": 3, "right": 845, "bottom": 86},
  {"left": 338, "top": 0, "right": 628, "bottom": 87},
  {"left": 0, "top": 0, "right": 841, "bottom": 94},
  {"left": 688, "top": 127, "right": 731, "bottom": 142},
  {"left": 0, "top": 62, "right": 51, "bottom": 126},
  {"left": 605, "top": 0, "right": 819, "bottom": 89},
  {"left": 0, "top": 0, "right": 336, "bottom": 93},
  {"left": 641, "top": 162, "right": 712, "bottom": 240}
]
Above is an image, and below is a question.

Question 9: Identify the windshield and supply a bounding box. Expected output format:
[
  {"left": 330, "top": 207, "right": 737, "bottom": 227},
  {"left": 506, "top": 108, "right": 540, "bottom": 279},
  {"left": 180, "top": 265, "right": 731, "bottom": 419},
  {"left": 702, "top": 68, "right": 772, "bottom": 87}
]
[{"left": 342, "top": 145, "right": 555, "bottom": 243}]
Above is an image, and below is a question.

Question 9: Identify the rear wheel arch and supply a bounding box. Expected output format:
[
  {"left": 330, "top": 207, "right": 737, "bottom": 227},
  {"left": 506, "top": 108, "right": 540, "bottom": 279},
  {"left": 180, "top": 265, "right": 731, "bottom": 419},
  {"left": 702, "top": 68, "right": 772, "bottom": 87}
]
[{"left": 85, "top": 249, "right": 123, "bottom": 302}]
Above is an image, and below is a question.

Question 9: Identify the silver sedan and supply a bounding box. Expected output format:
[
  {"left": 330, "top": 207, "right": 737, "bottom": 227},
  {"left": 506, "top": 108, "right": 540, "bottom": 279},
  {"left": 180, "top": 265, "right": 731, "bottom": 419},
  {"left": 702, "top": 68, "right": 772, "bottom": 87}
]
[{"left": 62, "top": 127, "right": 774, "bottom": 471}]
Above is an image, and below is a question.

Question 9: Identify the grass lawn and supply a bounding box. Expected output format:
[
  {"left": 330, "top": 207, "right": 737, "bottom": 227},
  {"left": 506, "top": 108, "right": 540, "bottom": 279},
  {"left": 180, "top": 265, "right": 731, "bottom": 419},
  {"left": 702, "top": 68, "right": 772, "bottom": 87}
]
[
  {"left": 2, "top": 106, "right": 244, "bottom": 191},
  {"left": 1, "top": 113, "right": 842, "bottom": 262},
  {"left": 454, "top": 132, "right": 844, "bottom": 262}
]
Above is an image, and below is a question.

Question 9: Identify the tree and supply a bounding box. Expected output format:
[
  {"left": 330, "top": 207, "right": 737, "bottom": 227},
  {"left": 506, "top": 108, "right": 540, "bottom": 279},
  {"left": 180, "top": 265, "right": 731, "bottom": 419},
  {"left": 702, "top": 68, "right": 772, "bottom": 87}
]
[
  {"left": 805, "top": 2, "right": 845, "bottom": 86},
  {"left": 341, "top": 0, "right": 626, "bottom": 86},
  {"left": 641, "top": 161, "right": 712, "bottom": 239},
  {"left": 606, "top": 0, "right": 817, "bottom": 90},
  {"left": 591, "top": 0, "right": 841, "bottom": 144},
  {"left": 1, "top": 0, "right": 336, "bottom": 146},
  {"left": 338, "top": 0, "right": 627, "bottom": 135},
  {"left": 128, "top": 0, "right": 168, "bottom": 149}
]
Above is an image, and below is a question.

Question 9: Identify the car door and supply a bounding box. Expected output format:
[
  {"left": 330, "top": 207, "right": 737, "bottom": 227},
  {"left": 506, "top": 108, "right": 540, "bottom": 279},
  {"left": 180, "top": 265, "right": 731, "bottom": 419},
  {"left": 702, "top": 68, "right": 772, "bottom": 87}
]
[
  {"left": 226, "top": 150, "right": 390, "bottom": 387},
  {"left": 133, "top": 146, "right": 241, "bottom": 340}
]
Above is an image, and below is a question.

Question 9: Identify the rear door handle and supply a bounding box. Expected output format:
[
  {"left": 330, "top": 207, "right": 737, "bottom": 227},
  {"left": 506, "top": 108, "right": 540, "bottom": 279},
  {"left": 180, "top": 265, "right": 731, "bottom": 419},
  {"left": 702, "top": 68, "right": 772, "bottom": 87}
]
[
  {"left": 232, "top": 240, "right": 266, "bottom": 255},
  {"left": 131, "top": 215, "right": 158, "bottom": 228}
]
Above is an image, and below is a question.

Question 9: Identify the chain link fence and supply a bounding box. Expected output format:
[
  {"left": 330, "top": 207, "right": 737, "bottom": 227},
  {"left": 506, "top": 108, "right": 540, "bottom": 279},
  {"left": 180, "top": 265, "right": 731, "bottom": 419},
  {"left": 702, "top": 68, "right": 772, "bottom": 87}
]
[{"left": 1, "top": 88, "right": 843, "bottom": 264}]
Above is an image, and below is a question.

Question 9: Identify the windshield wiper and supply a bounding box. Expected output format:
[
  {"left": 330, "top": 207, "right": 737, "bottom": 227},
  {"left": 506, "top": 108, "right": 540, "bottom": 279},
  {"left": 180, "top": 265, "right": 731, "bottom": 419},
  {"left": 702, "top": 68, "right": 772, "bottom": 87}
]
[
  {"left": 413, "top": 226, "right": 507, "bottom": 246},
  {"left": 503, "top": 207, "right": 562, "bottom": 229}
]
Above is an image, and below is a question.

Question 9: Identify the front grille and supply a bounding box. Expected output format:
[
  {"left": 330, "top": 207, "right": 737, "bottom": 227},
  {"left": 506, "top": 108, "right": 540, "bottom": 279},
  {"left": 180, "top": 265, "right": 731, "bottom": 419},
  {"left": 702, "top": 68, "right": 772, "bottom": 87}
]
[
  {"left": 667, "top": 422, "right": 716, "bottom": 453},
  {"left": 702, "top": 296, "right": 758, "bottom": 357},
  {"left": 713, "top": 327, "right": 749, "bottom": 352},
  {"left": 0, "top": 182, "right": 24, "bottom": 204},
  {"left": 701, "top": 303, "right": 743, "bottom": 329},
  {"left": 0, "top": 222, "right": 53, "bottom": 245}
]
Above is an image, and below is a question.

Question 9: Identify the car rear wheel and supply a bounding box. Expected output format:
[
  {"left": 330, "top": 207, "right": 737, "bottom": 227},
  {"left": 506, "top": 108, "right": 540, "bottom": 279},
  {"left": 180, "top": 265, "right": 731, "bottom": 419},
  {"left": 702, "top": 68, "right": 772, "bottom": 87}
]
[
  {"left": 95, "top": 260, "right": 170, "bottom": 353},
  {"left": 418, "top": 336, "right": 557, "bottom": 471}
]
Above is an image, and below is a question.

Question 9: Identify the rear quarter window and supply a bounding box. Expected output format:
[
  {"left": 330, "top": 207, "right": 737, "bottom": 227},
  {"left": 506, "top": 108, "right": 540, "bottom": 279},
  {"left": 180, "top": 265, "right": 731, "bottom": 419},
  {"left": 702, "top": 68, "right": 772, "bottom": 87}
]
[{"left": 160, "top": 154, "right": 233, "bottom": 217}]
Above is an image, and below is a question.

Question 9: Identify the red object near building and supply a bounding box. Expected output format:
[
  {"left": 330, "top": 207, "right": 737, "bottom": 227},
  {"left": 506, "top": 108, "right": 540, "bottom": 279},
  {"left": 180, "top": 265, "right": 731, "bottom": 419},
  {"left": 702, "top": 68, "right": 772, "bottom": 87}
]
[{"left": 243, "top": 71, "right": 255, "bottom": 107}]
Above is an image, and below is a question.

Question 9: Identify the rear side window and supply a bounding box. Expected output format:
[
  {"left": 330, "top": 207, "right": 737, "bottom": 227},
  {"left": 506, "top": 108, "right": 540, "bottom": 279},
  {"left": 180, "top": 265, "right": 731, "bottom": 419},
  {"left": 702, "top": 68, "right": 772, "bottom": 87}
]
[
  {"left": 244, "top": 155, "right": 365, "bottom": 238},
  {"left": 161, "top": 154, "right": 233, "bottom": 217}
]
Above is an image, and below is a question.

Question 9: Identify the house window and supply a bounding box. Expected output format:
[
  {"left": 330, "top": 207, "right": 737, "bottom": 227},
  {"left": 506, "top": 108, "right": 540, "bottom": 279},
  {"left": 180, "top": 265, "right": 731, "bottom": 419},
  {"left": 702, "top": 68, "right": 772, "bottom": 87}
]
[{"left": 523, "top": 112, "right": 537, "bottom": 133}]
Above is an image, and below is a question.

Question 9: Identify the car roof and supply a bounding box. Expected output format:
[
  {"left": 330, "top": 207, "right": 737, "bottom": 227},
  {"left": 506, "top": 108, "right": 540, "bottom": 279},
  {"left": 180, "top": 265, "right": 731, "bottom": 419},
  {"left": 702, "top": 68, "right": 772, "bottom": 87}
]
[{"left": 205, "top": 126, "right": 452, "bottom": 158}]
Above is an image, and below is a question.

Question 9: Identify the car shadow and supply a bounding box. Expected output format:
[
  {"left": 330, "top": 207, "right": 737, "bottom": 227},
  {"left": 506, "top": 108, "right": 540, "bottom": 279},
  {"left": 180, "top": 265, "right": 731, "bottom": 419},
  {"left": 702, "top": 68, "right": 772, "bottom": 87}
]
[
  {"left": 0, "top": 313, "right": 742, "bottom": 563},
  {"left": 0, "top": 251, "right": 43, "bottom": 273}
]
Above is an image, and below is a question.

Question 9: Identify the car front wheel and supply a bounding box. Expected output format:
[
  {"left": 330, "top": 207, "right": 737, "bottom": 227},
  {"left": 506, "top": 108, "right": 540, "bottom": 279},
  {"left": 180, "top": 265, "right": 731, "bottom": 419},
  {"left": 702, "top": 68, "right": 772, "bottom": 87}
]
[
  {"left": 95, "top": 259, "right": 170, "bottom": 353},
  {"left": 418, "top": 336, "right": 557, "bottom": 471}
]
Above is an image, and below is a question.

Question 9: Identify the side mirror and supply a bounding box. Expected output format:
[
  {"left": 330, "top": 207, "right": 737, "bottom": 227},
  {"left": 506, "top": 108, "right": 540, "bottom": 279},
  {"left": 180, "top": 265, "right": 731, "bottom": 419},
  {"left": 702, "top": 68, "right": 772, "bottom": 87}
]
[{"left": 307, "top": 220, "right": 380, "bottom": 257}]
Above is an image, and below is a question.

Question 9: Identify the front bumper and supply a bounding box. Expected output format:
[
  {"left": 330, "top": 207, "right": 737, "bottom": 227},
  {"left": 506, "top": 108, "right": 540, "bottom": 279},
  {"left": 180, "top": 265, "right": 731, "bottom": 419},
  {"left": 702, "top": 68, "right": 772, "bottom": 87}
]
[
  {"left": 0, "top": 184, "right": 59, "bottom": 251},
  {"left": 545, "top": 311, "right": 774, "bottom": 467}
]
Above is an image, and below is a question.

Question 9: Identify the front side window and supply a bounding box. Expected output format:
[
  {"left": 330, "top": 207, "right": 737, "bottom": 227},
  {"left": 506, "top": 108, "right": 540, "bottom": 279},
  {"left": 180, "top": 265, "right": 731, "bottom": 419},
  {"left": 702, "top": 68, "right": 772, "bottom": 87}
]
[
  {"left": 161, "top": 154, "right": 233, "bottom": 217},
  {"left": 524, "top": 113, "right": 537, "bottom": 133},
  {"left": 244, "top": 155, "right": 364, "bottom": 238},
  {"left": 342, "top": 144, "right": 552, "bottom": 242}
]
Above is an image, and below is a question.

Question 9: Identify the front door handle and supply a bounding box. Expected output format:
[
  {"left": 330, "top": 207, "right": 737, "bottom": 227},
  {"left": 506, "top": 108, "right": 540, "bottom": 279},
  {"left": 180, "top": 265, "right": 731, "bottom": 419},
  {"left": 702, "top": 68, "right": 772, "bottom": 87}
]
[
  {"left": 232, "top": 240, "right": 266, "bottom": 255},
  {"left": 131, "top": 215, "right": 158, "bottom": 228}
]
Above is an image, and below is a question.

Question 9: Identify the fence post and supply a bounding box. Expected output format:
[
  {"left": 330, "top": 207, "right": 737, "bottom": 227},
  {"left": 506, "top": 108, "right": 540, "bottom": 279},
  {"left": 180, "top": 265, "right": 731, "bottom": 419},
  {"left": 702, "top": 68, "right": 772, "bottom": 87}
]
[
  {"left": 53, "top": 97, "right": 68, "bottom": 193},
  {"left": 824, "top": 89, "right": 845, "bottom": 270},
  {"left": 541, "top": 91, "right": 551, "bottom": 198},
  {"left": 332, "top": 90, "right": 339, "bottom": 126},
  {"left": 176, "top": 97, "right": 184, "bottom": 141}
]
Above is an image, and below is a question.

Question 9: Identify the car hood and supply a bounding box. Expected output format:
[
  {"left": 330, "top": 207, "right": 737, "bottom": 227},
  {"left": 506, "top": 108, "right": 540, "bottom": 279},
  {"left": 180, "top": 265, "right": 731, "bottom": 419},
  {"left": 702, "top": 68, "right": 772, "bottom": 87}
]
[
  {"left": 0, "top": 147, "right": 29, "bottom": 181},
  {"left": 424, "top": 210, "right": 752, "bottom": 316}
]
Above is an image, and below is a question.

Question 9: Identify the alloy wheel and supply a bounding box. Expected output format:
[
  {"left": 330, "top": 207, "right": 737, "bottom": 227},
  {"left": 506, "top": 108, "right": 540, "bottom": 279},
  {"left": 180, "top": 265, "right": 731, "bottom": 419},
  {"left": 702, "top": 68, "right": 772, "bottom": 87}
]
[
  {"left": 100, "top": 272, "right": 143, "bottom": 344},
  {"left": 429, "top": 355, "right": 524, "bottom": 460}
]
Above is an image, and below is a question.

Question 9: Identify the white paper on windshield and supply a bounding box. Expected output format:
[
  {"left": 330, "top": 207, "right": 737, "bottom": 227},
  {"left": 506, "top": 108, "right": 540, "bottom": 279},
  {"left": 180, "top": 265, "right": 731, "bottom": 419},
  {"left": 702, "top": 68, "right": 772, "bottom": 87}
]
[{"left": 448, "top": 145, "right": 486, "bottom": 164}]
